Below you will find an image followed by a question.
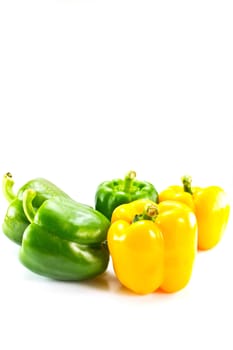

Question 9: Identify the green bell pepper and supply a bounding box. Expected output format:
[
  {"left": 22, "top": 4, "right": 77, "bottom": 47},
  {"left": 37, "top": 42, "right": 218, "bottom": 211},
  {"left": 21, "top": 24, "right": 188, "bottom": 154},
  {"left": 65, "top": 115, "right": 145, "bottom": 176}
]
[
  {"left": 2, "top": 173, "right": 71, "bottom": 244},
  {"left": 95, "top": 171, "right": 158, "bottom": 220},
  {"left": 19, "top": 189, "right": 110, "bottom": 280}
]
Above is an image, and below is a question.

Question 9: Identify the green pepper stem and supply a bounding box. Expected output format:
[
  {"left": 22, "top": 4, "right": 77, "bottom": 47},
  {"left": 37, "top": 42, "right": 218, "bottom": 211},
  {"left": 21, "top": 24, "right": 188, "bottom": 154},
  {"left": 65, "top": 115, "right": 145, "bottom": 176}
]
[
  {"left": 182, "top": 175, "right": 193, "bottom": 194},
  {"left": 123, "top": 170, "right": 136, "bottom": 192},
  {"left": 2, "top": 172, "right": 16, "bottom": 202},
  {"left": 133, "top": 203, "right": 159, "bottom": 223},
  {"left": 23, "top": 189, "right": 37, "bottom": 223}
]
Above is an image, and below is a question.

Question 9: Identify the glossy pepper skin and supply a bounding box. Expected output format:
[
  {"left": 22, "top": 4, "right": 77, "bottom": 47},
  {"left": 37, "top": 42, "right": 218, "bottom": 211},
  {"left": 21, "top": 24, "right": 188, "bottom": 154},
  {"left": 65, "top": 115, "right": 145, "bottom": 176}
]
[
  {"left": 95, "top": 171, "right": 158, "bottom": 220},
  {"left": 19, "top": 189, "right": 110, "bottom": 281},
  {"left": 159, "top": 176, "right": 230, "bottom": 250},
  {"left": 108, "top": 199, "right": 197, "bottom": 294},
  {"left": 2, "top": 173, "right": 71, "bottom": 244}
]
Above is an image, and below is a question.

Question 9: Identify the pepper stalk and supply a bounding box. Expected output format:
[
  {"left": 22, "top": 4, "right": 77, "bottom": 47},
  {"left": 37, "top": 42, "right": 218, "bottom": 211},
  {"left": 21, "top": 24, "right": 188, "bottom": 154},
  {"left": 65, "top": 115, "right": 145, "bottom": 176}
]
[
  {"left": 182, "top": 175, "right": 193, "bottom": 195},
  {"left": 133, "top": 203, "right": 159, "bottom": 223},
  {"left": 2, "top": 172, "right": 16, "bottom": 202}
]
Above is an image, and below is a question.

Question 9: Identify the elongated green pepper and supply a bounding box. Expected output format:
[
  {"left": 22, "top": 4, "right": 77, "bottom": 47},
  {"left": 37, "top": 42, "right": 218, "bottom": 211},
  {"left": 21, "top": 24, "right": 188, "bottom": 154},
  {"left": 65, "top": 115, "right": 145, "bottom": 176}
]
[
  {"left": 95, "top": 171, "right": 158, "bottom": 220},
  {"left": 19, "top": 189, "right": 110, "bottom": 280},
  {"left": 2, "top": 173, "right": 71, "bottom": 244}
]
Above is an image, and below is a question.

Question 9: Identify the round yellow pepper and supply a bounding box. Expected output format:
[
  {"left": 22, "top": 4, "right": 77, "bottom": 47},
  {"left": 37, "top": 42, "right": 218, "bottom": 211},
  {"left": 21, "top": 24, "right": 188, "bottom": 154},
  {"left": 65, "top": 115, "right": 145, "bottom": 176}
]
[
  {"left": 159, "top": 176, "right": 230, "bottom": 250},
  {"left": 108, "top": 199, "right": 197, "bottom": 294}
]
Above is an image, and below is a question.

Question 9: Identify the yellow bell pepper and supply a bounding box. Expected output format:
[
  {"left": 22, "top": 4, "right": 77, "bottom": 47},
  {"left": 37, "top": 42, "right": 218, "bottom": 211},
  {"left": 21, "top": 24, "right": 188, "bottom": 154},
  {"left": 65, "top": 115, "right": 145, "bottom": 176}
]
[
  {"left": 108, "top": 199, "right": 197, "bottom": 294},
  {"left": 159, "top": 176, "right": 230, "bottom": 250}
]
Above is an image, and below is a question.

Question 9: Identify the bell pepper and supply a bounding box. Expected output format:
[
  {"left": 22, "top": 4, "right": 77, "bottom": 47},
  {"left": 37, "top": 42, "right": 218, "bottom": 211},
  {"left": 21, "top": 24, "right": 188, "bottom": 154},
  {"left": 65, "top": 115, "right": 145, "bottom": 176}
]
[
  {"left": 95, "top": 171, "right": 158, "bottom": 220},
  {"left": 108, "top": 199, "right": 197, "bottom": 294},
  {"left": 2, "top": 173, "right": 71, "bottom": 244},
  {"left": 159, "top": 176, "right": 230, "bottom": 250},
  {"left": 19, "top": 189, "right": 110, "bottom": 280}
]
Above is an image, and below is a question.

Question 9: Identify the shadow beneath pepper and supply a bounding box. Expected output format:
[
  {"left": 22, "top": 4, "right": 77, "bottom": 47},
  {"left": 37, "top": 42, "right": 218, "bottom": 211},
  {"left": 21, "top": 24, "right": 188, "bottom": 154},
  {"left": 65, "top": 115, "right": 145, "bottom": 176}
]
[
  {"left": 21, "top": 265, "right": 187, "bottom": 298},
  {"left": 79, "top": 271, "right": 113, "bottom": 291},
  {"left": 78, "top": 270, "right": 140, "bottom": 296},
  {"left": 114, "top": 284, "right": 146, "bottom": 297},
  {"left": 78, "top": 270, "right": 183, "bottom": 298}
]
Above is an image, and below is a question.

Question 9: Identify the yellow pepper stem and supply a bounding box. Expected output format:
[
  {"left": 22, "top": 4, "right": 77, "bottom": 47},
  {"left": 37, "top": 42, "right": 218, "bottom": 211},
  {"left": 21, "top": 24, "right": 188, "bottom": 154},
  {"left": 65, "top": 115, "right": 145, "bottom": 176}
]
[
  {"left": 133, "top": 204, "right": 159, "bottom": 223},
  {"left": 182, "top": 175, "right": 193, "bottom": 195},
  {"left": 123, "top": 170, "right": 136, "bottom": 192}
]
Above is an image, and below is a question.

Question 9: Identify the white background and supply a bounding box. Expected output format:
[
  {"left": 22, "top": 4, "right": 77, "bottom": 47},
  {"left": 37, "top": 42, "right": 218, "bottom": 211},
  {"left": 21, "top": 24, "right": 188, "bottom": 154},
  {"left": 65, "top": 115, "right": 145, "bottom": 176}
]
[{"left": 0, "top": 1, "right": 232, "bottom": 349}]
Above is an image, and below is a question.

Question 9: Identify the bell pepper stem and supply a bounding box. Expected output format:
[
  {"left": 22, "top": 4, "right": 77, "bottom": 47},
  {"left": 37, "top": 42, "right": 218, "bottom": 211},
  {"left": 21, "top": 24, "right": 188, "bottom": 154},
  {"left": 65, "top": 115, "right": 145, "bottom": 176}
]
[
  {"left": 2, "top": 172, "right": 16, "bottom": 202},
  {"left": 182, "top": 175, "right": 193, "bottom": 195},
  {"left": 23, "top": 189, "right": 37, "bottom": 223},
  {"left": 133, "top": 203, "right": 159, "bottom": 223},
  {"left": 123, "top": 171, "right": 136, "bottom": 192}
]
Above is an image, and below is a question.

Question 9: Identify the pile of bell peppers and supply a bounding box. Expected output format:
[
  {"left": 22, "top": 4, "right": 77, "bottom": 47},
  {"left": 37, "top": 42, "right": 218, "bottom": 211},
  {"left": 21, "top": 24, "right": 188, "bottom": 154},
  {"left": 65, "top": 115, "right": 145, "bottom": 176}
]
[{"left": 1, "top": 171, "right": 230, "bottom": 295}]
